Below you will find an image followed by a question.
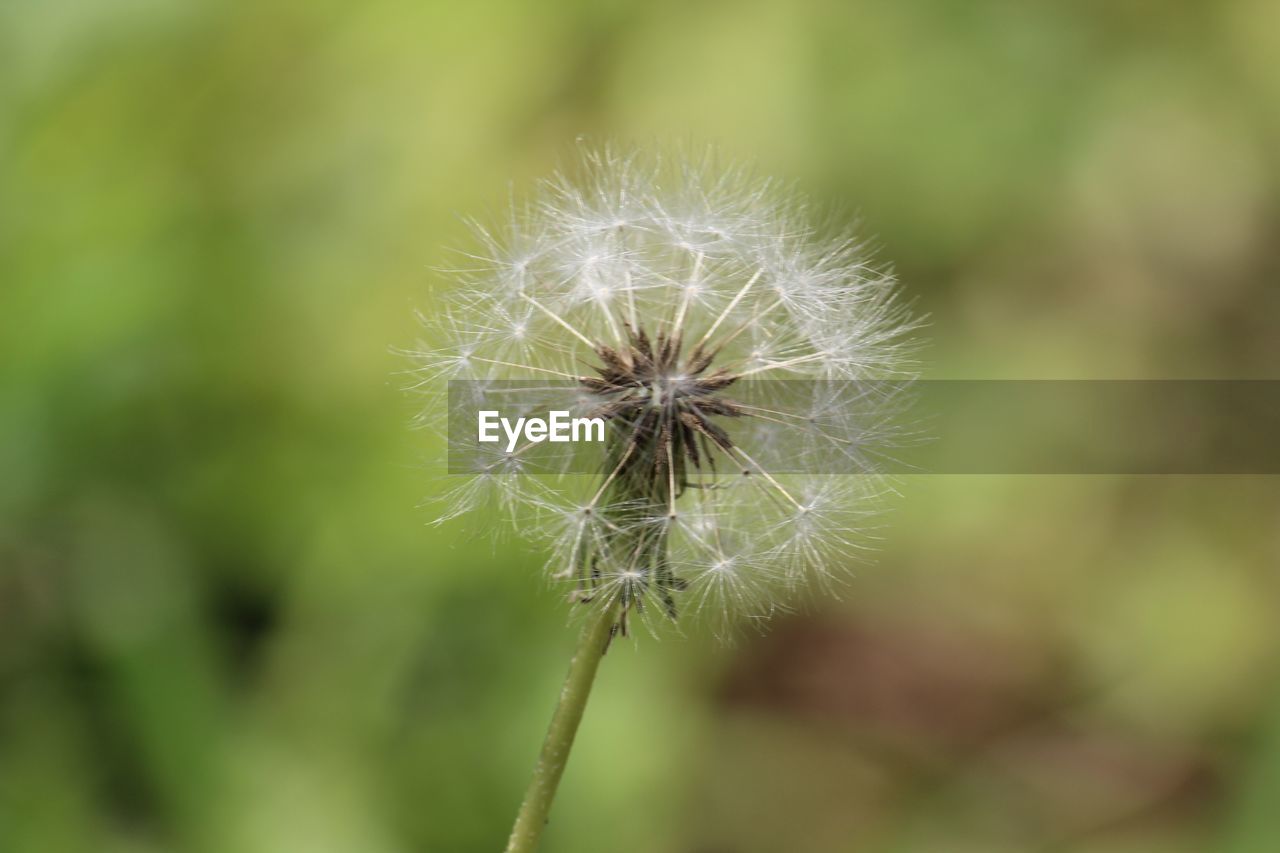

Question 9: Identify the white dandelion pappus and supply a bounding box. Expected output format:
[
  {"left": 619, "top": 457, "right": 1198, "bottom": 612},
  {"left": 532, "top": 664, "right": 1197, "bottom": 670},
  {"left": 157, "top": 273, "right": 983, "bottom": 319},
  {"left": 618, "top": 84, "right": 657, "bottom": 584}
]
[{"left": 412, "top": 146, "right": 920, "bottom": 635}]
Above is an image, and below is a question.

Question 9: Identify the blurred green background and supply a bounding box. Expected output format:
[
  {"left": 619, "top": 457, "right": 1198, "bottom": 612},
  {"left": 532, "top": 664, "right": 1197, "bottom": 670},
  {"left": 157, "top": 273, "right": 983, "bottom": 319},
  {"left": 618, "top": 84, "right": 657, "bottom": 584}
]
[{"left": 3, "top": 1, "right": 1279, "bottom": 851}]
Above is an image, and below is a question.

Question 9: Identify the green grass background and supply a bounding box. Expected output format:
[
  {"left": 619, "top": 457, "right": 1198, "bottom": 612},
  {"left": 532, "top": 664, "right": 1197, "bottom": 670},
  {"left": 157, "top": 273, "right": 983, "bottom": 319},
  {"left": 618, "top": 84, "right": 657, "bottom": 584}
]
[{"left": 2, "top": 2, "right": 1279, "bottom": 851}]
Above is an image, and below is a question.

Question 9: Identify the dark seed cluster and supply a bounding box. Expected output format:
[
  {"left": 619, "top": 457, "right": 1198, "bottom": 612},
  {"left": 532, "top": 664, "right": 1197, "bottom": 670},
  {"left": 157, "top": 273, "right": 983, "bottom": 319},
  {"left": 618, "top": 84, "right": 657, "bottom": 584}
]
[
  {"left": 582, "top": 324, "right": 746, "bottom": 497},
  {"left": 572, "top": 324, "right": 751, "bottom": 630}
]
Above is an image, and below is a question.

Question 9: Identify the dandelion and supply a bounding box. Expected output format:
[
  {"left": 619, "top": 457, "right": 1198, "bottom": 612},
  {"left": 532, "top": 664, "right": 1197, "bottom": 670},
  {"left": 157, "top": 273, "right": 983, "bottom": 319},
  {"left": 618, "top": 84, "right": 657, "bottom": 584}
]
[{"left": 409, "top": 145, "right": 919, "bottom": 852}]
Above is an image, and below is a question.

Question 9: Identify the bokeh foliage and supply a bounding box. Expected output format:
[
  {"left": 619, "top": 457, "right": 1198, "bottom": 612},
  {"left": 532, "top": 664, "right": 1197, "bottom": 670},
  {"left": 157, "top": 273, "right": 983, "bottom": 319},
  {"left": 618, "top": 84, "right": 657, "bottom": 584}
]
[{"left": 2, "top": 1, "right": 1278, "bottom": 851}]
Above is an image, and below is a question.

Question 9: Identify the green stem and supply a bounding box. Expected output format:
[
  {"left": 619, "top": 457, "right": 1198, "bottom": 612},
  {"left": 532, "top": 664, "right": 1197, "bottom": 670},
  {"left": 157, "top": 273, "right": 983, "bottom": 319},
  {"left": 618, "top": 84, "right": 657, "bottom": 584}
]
[{"left": 505, "top": 603, "right": 618, "bottom": 853}]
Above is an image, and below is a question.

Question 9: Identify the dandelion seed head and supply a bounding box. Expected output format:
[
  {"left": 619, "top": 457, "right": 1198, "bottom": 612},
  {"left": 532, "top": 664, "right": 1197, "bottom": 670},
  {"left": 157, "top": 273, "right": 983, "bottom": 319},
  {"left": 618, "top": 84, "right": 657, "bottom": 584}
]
[{"left": 413, "top": 144, "right": 920, "bottom": 636}]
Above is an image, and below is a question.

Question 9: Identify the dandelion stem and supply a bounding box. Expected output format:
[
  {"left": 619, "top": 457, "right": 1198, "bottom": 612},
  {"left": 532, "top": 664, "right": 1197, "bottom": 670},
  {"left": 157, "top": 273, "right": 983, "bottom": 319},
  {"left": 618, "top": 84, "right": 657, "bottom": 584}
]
[{"left": 505, "top": 602, "right": 619, "bottom": 853}]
